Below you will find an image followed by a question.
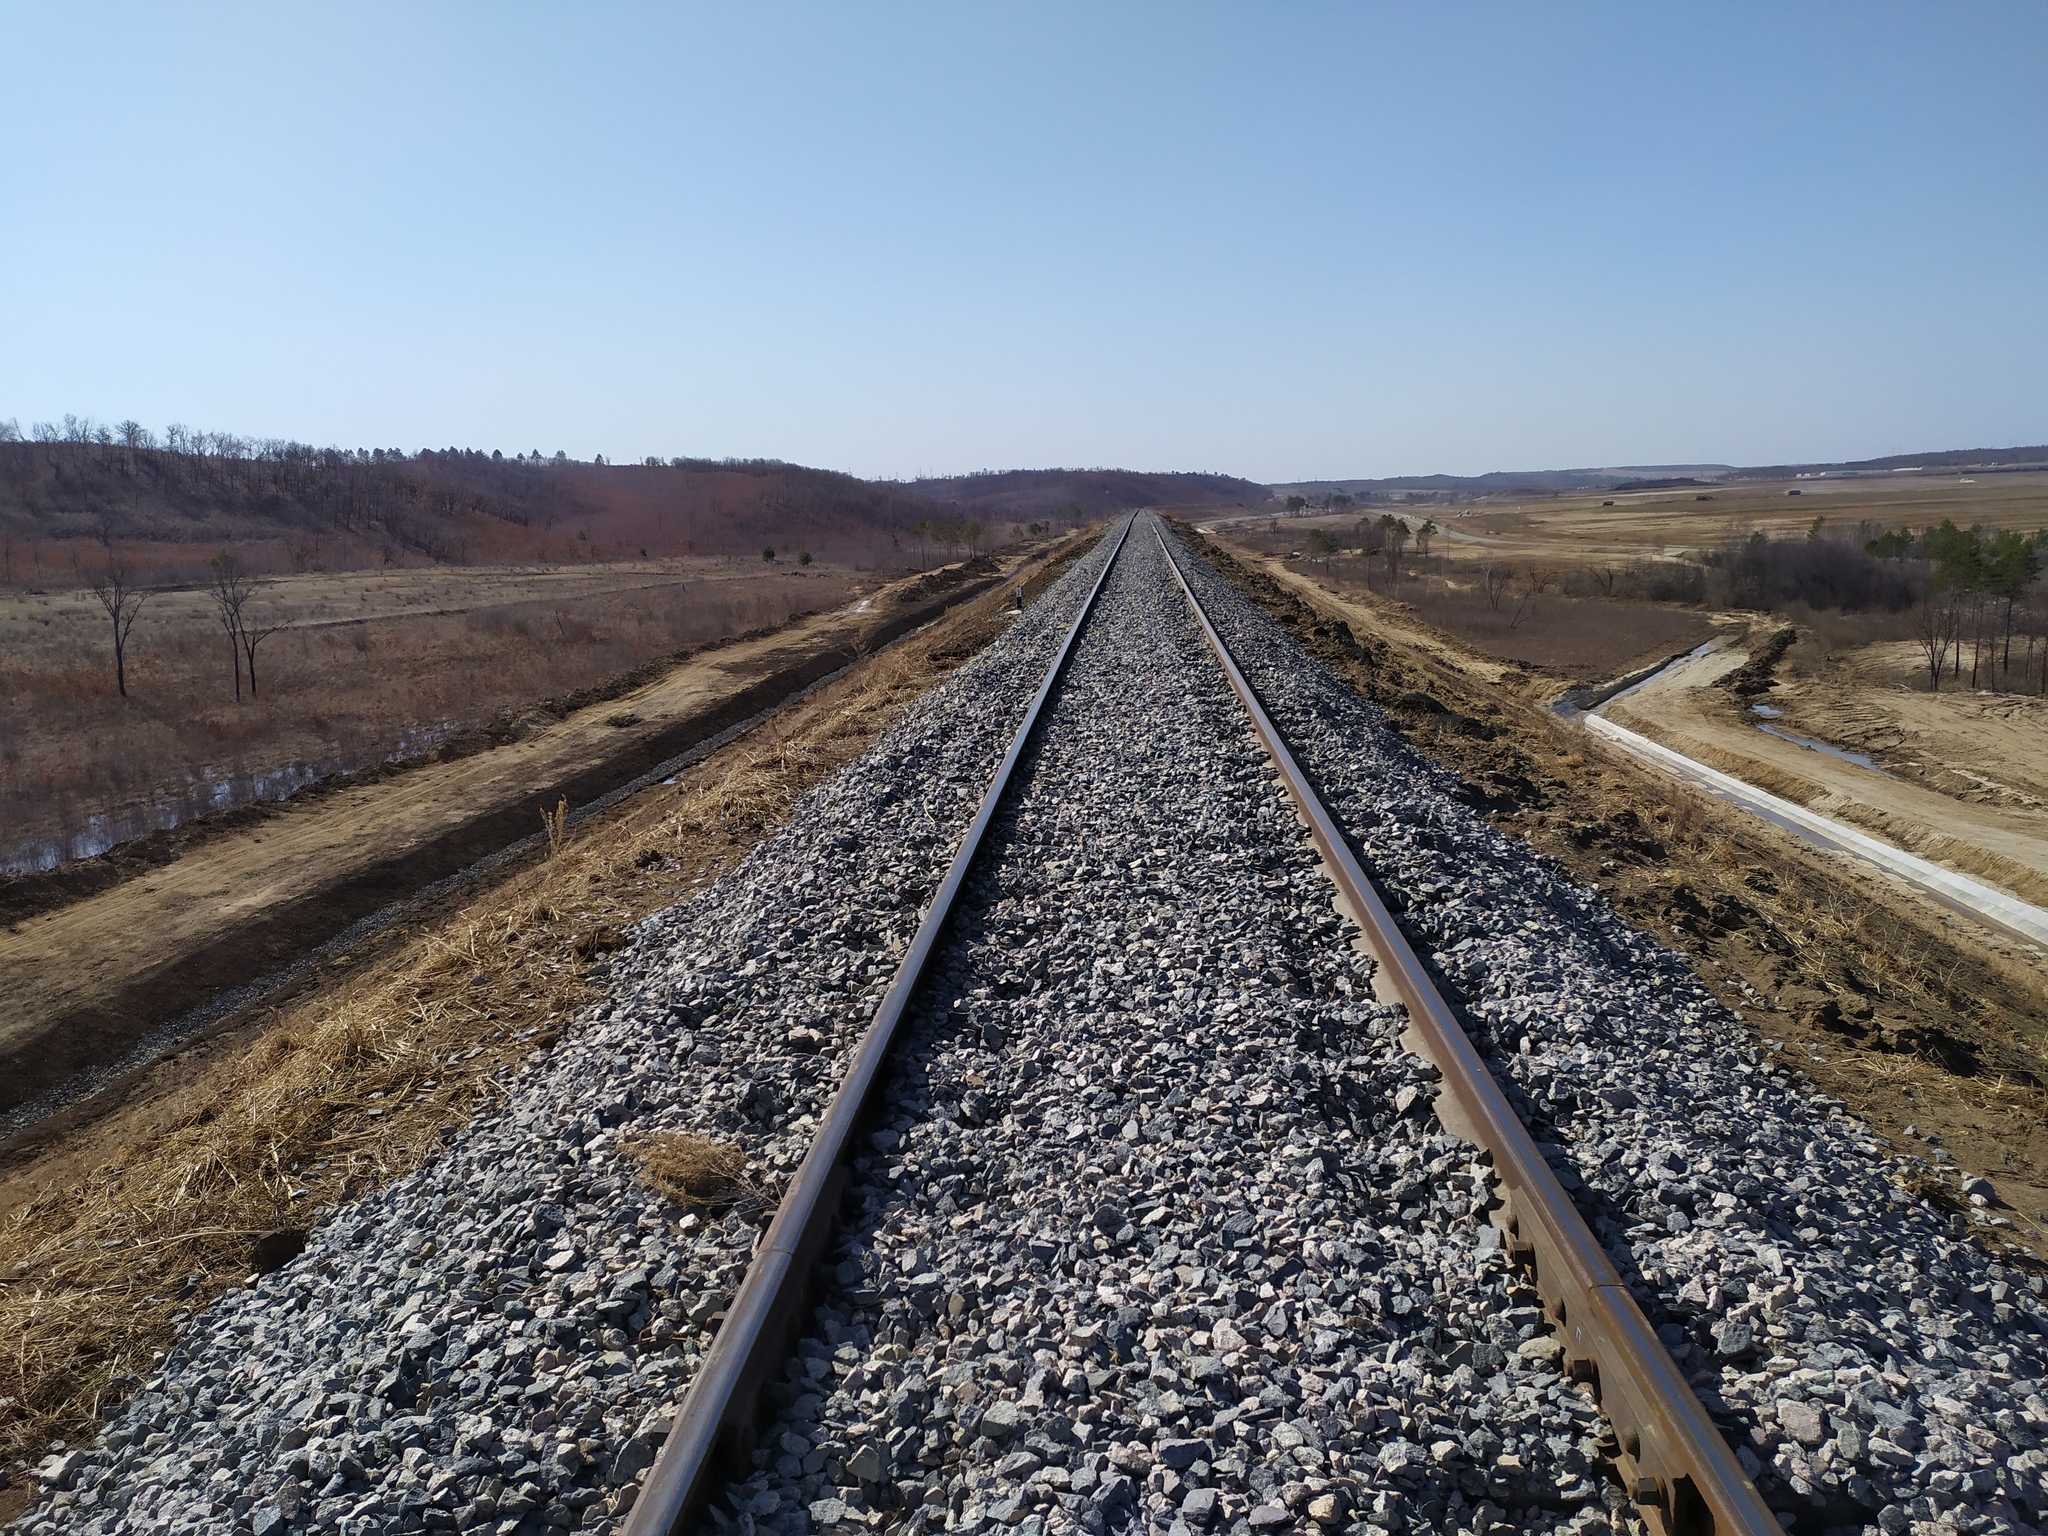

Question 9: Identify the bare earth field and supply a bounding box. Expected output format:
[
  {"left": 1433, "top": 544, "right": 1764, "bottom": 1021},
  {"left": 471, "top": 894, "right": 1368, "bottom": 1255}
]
[
  {"left": 0, "top": 556, "right": 878, "bottom": 873},
  {"left": 1199, "top": 524, "right": 2048, "bottom": 1288},
  {"left": 1426, "top": 466, "right": 2048, "bottom": 563}
]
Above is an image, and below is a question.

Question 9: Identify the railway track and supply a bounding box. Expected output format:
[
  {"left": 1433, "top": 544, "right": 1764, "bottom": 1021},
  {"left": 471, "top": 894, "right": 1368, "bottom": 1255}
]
[
  {"left": 22, "top": 518, "right": 2048, "bottom": 1536},
  {"left": 623, "top": 515, "right": 1773, "bottom": 1536}
]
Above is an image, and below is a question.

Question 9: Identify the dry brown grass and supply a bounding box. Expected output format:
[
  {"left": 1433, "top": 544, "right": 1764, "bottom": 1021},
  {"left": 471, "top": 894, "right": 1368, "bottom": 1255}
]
[
  {"left": 626, "top": 1132, "right": 752, "bottom": 1210},
  {"left": 541, "top": 796, "right": 570, "bottom": 859},
  {"left": 1227, "top": 531, "right": 1715, "bottom": 681},
  {"left": 0, "top": 562, "right": 868, "bottom": 874},
  {"left": 0, "top": 530, "right": 1090, "bottom": 1491},
  {"left": 0, "top": 881, "right": 597, "bottom": 1476}
]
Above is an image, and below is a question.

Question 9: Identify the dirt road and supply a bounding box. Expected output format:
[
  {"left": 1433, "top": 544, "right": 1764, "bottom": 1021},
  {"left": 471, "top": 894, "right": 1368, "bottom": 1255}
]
[{"left": 1607, "top": 648, "right": 2048, "bottom": 907}]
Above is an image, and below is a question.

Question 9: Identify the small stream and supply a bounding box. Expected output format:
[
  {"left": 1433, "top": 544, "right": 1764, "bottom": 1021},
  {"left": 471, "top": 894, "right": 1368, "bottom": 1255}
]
[
  {"left": 1751, "top": 706, "right": 1897, "bottom": 777},
  {"left": 3, "top": 722, "right": 460, "bottom": 876}
]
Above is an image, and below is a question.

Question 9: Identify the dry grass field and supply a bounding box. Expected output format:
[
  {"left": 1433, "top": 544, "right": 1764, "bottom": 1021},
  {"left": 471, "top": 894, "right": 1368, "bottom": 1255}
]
[
  {"left": 0, "top": 558, "right": 865, "bottom": 874},
  {"left": 1214, "top": 472, "right": 2048, "bottom": 907}
]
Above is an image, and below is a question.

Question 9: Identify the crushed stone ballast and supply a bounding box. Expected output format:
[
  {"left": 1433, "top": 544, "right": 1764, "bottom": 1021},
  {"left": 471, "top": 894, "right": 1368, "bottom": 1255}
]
[{"left": 16, "top": 519, "right": 2047, "bottom": 1536}]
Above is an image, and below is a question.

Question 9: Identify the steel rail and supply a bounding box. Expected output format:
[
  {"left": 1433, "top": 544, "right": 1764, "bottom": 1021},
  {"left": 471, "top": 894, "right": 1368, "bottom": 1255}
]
[
  {"left": 1153, "top": 521, "right": 1778, "bottom": 1536},
  {"left": 624, "top": 515, "right": 1136, "bottom": 1536}
]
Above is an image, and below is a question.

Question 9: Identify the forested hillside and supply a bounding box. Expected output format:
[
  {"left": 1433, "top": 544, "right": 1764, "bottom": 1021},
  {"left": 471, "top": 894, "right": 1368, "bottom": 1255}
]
[
  {"left": 896, "top": 467, "right": 1264, "bottom": 521},
  {"left": 0, "top": 422, "right": 945, "bottom": 584}
]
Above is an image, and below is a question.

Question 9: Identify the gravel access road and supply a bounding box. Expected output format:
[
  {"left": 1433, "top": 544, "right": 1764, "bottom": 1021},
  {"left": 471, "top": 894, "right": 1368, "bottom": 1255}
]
[{"left": 14, "top": 517, "right": 2048, "bottom": 1536}]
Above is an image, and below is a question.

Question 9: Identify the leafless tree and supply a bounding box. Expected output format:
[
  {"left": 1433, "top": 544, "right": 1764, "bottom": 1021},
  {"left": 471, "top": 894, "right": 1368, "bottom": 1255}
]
[
  {"left": 1509, "top": 569, "right": 1543, "bottom": 630},
  {"left": 88, "top": 562, "right": 149, "bottom": 698},
  {"left": 239, "top": 603, "right": 288, "bottom": 700},
  {"left": 1910, "top": 591, "right": 1964, "bottom": 692},
  {"left": 1377, "top": 515, "right": 1411, "bottom": 584},
  {"left": 1481, "top": 558, "right": 1513, "bottom": 611},
  {"left": 203, "top": 548, "right": 291, "bottom": 699},
  {"left": 206, "top": 550, "right": 257, "bottom": 699}
]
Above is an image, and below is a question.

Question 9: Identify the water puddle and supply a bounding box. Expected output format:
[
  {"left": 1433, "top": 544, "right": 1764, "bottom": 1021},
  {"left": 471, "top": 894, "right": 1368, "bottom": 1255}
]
[{"left": 1750, "top": 708, "right": 1896, "bottom": 778}]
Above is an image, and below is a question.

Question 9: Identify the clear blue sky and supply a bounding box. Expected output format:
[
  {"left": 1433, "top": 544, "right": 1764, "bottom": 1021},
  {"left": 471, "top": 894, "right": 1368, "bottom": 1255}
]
[{"left": 3, "top": 4, "right": 2043, "bottom": 482}]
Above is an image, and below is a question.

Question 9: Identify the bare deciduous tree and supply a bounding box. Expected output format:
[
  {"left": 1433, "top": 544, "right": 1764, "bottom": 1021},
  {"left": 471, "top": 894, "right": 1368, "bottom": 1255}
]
[
  {"left": 203, "top": 548, "right": 288, "bottom": 699},
  {"left": 1910, "top": 590, "right": 1964, "bottom": 692},
  {"left": 206, "top": 549, "right": 256, "bottom": 700},
  {"left": 1480, "top": 557, "right": 1513, "bottom": 610},
  {"left": 1377, "top": 515, "right": 1410, "bottom": 583},
  {"left": 88, "top": 562, "right": 149, "bottom": 698},
  {"left": 239, "top": 604, "right": 287, "bottom": 700},
  {"left": 1510, "top": 568, "right": 1543, "bottom": 630}
]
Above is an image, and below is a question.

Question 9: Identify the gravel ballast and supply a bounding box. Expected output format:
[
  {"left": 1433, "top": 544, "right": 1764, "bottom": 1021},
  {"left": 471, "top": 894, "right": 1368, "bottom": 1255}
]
[
  {"left": 1159, "top": 524, "right": 2048, "bottom": 1536},
  {"left": 14, "top": 516, "right": 2048, "bottom": 1536},
  {"left": 721, "top": 522, "right": 1610, "bottom": 1536},
  {"left": 11, "top": 532, "right": 1125, "bottom": 1536}
]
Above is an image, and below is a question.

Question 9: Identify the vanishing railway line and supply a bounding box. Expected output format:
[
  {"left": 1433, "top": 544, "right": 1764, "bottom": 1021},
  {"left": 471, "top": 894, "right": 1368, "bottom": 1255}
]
[
  {"left": 623, "top": 515, "right": 1774, "bottom": 1536},
  {"left": 19, "top": 518, "right": 2047, "bottom": 1536}
]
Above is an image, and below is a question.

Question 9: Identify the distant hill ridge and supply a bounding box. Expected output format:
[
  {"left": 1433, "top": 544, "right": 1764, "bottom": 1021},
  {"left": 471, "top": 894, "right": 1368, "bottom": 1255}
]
[
  {"left": 1273, "top": 444, "right": 2047, "bottom": 499},
  {"left": 0, "top": 439, "right": 947, "bottom": 580},
  {"left": 6, "top": 418, "right": 2040, "bottom": 585},
  {"left": 894, "top": 467, "right": 1264, "bottom": 517}
]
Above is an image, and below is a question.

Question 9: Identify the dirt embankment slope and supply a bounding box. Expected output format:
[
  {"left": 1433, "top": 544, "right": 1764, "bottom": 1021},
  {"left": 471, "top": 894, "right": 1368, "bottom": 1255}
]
[
  {"left": 1199, "top": 527, "right": 2048, "bottom": 1269},
  {"left": 0, "top": 555, "right": 1019, "bottom": 1118}
]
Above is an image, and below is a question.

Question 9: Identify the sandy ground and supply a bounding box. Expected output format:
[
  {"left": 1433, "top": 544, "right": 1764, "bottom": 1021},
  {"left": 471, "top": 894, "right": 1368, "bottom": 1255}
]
[
  {"left": 1606, "top": 644, "right": 2048, "bottom": 905},
  {"left": 0, "top": 555, "right": 1020, "bottom": 1116},
  {"left": 1794, "top": 640, "right": 2048, "bottom": 805}
]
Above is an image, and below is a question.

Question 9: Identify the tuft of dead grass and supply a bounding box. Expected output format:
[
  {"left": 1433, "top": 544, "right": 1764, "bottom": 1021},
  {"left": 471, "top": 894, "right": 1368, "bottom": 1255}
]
[{"left": 626, "top": 1132, "right": 752, "bottom": 1210}]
